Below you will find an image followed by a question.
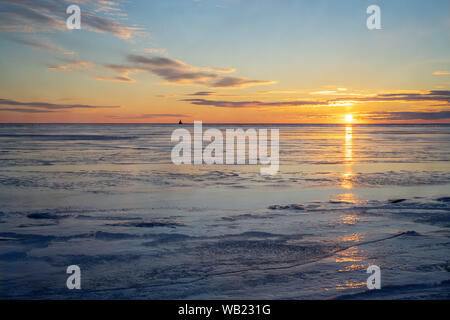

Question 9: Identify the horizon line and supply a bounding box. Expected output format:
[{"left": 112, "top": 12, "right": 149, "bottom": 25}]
[{"left": 1, "top": 122, "right": 450, "bottom": 125}]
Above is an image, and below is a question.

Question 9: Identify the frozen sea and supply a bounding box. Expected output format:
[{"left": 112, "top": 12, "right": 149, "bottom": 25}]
[{"left": 0, "top": 123, "right": 449, "bottom": 299}]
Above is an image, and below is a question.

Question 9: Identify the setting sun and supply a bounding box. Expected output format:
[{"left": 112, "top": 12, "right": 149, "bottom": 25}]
[{"left": 345, "top": 114, "right": 353, "bottom": 123}]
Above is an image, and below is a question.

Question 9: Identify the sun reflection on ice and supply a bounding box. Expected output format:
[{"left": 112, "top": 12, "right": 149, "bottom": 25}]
[
  {"left": 341, "top": 125, "right": 353, "bottom": 189},
  {"left": 335, "top": 233, "right": 369, "bottom": 289},
  {"left": 336, "top": 281, "right": 367, "bottom": 290}
]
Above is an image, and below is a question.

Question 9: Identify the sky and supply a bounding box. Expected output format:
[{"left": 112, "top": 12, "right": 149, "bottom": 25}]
[{"left": 0, "top": 0, "right": 449, "bottom": 123}]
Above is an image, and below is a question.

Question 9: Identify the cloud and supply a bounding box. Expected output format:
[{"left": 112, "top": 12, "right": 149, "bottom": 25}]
[
  {"left": 334, "top": 90, "right": 450, "bottom": 104},
  {"left": 48, "top": 65, "right": 71, "bottom": 71},
  {"left": 95, "top": 63, "right": 141, "bottom": 82},
  {"left": 211, "top": 76, "right": 273, "bottom": 88},
  {"left": 0, "top": 1, "right": 65, "bottom": 32},
  {"left": 48, "top": 58, "right": 92, "bottom": 72},
  {"left": 82, "top": 11, "right": 145, "bottom": 40},
  {"left": 181, "top": 90, "right": 450, "bottom": 109},
  {"left": 181, "top": 98, "right": 325, "bottom": 108},
  {"left": 2, "top": 34, "right": 73, "bottom": 54},
  {"left": 95, "top": 74, "right": 135, "bottom": 82},
  {"left": 122, "top": 54, "right": 274, "bottom": 88},
  {"left": 365, "top": 111, "right": 450, "bottom": 121},
  {"left": 188, "top": 91, "right": 217, "bottom": 96},
  {"left": 433, "top": 71, "right": 450, "bottom": 76},
  {"left": 107, "top": 113, "right": 189, "bottom": 120},
  {"left": 0, "top": 107, "right": 55, "bottom": 113},
  {"left": 0, "top": 98, "right": 120, "bottom": 111},
  {"left": 0, "top": 0, "right": 145, "bottom": 39}
]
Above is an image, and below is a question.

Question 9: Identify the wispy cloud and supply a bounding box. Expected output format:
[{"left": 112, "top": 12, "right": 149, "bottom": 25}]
[
  {"left": 48, "top": 58, "right": 92, "bottom": 72},
  {"left": 0, "top": 98, "right": 120, "bottom": 111},
  {"left": 95, "top": 74, "right": 136, "bottom": 83},
  {"left": 0, "top": 0, "right": 145, "bottom": 39},
  {"left": 181, "top": 90, "right": 450, "bottom": 109},
  {"left": 95, "top": 63, "right": 141, "bottom": 82},
  {"left": 181, "top": 98, "right": 325, "bottom": 108},
  {"left": 107, "top": 113, "right": 188, "bottom": 120},
  {"left": 364, "top": 111, "right": 450, "bottom": 121},
  {"left": 334, "top": 90, "right": 450, "bottom": 104},
  {"left": 188, "top": 91, "right": 217, "bottom": 96},
  {"left": 0, "top": 107, "right": 55, "bottom": 113},
  {"left": 114, "top": 54, "right": 274, "bottom": 88},
  {"left": 2, "top": 33, "right": 74, "bottom": 54}
]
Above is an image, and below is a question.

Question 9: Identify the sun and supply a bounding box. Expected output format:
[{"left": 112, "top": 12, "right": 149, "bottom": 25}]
[{"left": 345, "top": 114, "right": 353, "bottom": 123}]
